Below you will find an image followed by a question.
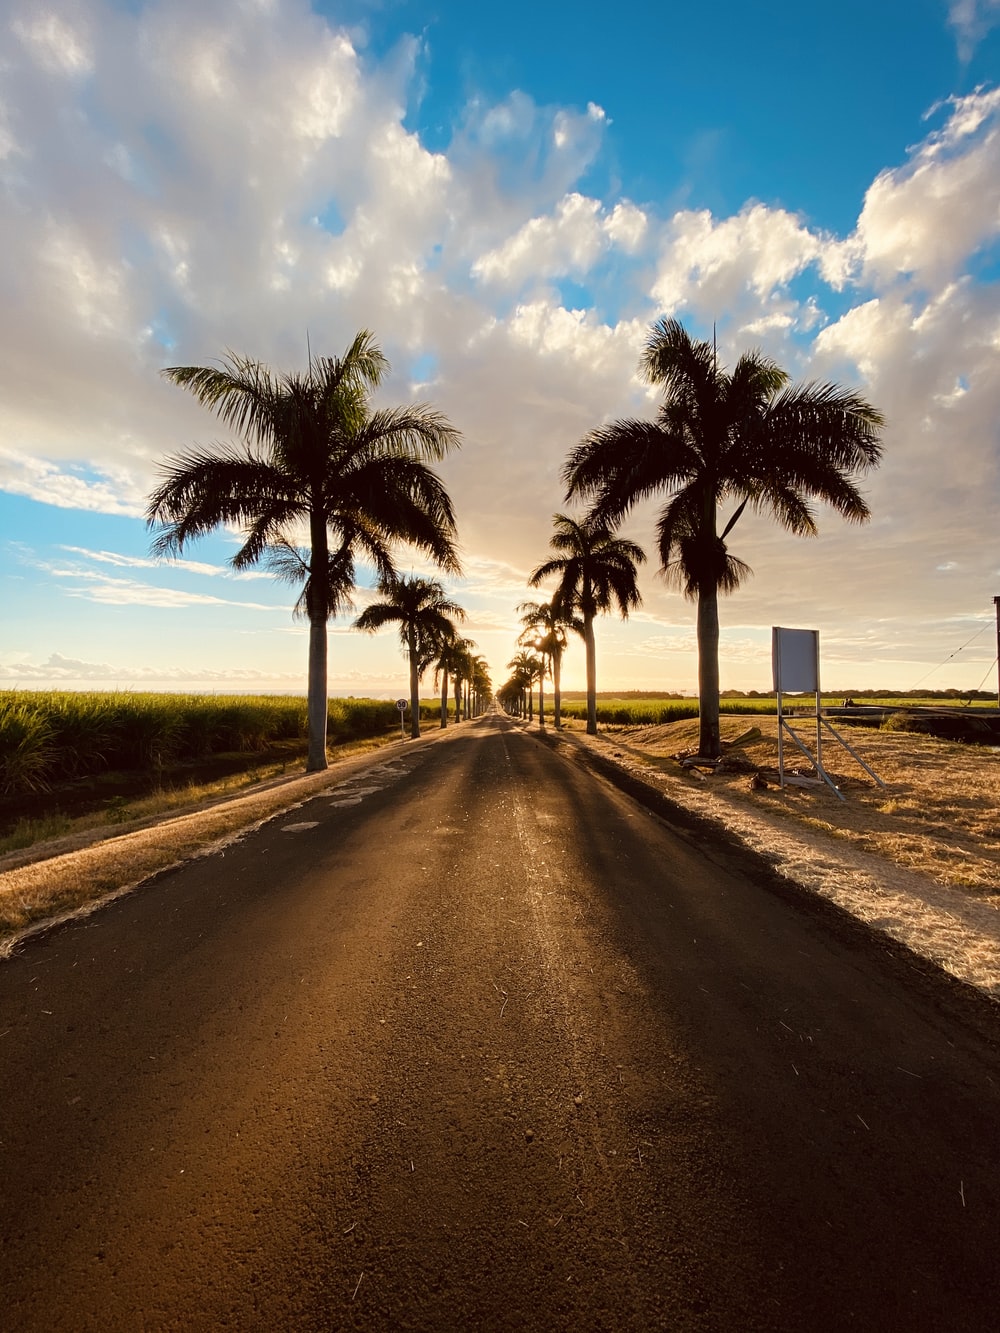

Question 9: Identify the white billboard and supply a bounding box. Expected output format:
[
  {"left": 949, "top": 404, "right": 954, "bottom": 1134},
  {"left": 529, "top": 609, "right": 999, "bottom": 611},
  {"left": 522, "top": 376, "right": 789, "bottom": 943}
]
[{"left": 772, "top": 627, "right": 819, "bottom": 693}]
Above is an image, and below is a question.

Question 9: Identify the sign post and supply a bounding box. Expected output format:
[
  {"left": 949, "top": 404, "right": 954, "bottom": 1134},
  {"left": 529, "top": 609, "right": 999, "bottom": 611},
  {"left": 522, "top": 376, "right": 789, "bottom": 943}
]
[{"left": 396, "top": 697, "right": 407, "bottom": 740}]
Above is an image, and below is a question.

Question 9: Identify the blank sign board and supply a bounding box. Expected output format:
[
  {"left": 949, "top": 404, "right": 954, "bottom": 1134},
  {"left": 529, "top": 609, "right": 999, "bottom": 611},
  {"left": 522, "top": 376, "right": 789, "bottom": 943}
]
[{"left": 772, "top": 627, "right": 819, "bottom": 693}]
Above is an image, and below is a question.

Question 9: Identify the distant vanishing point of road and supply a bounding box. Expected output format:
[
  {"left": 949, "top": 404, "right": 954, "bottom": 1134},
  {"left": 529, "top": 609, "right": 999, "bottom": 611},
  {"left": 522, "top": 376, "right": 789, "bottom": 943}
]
[{"left": 2, "top": 714, "right": 999, "bottom": 1331}]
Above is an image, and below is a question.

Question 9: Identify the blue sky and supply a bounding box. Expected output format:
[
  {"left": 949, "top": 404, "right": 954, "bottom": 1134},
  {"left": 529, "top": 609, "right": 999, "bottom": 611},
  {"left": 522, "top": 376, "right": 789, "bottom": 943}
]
[{"left": 1, "top": 0, "right": 999, "bottom": 697}]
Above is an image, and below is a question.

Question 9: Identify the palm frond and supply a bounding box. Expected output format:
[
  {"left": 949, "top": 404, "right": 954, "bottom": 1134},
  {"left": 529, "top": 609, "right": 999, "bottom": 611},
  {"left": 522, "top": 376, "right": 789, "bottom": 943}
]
[
  {"left": 355, "top": 404, "right": 462, "bottom": 463},
  {"left": 161, "top": 355, "right": 284, "bottom": 448},
  {"left": 146, "top": 450, "right": 299, "bottom": 558}
]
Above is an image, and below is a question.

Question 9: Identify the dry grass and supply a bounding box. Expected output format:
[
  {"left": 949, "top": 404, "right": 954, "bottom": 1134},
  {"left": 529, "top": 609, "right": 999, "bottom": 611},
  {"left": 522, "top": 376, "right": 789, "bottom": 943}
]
[{"left": 598, "top": 715, "right": 1000, "bottom": 897}]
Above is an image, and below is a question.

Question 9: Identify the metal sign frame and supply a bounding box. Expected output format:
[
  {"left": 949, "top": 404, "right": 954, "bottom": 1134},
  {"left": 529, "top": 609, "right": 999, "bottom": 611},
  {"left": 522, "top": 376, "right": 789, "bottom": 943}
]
[{"left": 772, "top": 627, "right": 885, "bottom": 801}]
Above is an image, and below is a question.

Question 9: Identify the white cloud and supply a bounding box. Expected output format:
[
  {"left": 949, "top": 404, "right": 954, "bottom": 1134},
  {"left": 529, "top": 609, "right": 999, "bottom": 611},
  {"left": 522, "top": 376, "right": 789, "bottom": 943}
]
[
  {"left": 473, "top": 193, "right": 603, "bottom": 287},
  {"left": 812, "top": 296, "right": 913, "bottom": 381},
  {"left": 948, "top": 0, "right": 1000, "bottom": 57},
  {"left": 0, "top": 449, "right": 145, "bottom": 516},
  {"left": 1, "top": 0, "right": 999, "bottom": 694},
  {"left": 58, "top": 546, "right": 273, "bottom": 579},
  {"left": 12, "top": 8, "right": 93, "bottom": 76},
  {"left": 0, "top": 651, "right": 301, "bottom": 684},
  {"left": 604, "top": 201, "right": 648, "bottom": 253},
  {"left": 650, "top": 204, "right": 825, "bottom": 314},
  {"left": 472, "top": 193, "right": 647, "bottom": 289},
  {"left": 854, "top": 87, "right": 1000, "bottom": 287},
  {"left": 59, "top": 572, "right": 279, "bottom": 610},
  {"left": 25, "top": 553, "right": 283, "bottom": 610}
]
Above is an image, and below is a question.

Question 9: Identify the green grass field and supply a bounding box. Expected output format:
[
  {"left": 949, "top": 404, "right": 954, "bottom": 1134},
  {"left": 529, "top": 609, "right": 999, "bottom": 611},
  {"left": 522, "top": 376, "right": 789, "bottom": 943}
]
[{"left": 0, "top": 691, "right": 415, "bottom": 795}]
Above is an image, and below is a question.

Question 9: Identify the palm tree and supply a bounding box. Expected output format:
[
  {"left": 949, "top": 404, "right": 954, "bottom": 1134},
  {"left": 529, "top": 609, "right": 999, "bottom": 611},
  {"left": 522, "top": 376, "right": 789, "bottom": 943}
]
[
  {"left": 564, "top": 317, "right": 885, "bottom": 759},
  {"left": 355, "top": 575, "right": 464, "bottom": 739},
  {"left": 470, "top": 656, "right": 492, "bottom": 715},
  {"left": 434, "top": 634, "right": 475, "bottom": 728},
  {"left": 515, "top": 628, "right": 553, "bottom": 727},
  {"left": 454, "top": 641, "right": 475, "bottom": 723},
  {"left": 496, "top": 676, "right": 523, "bottom": 716},
  {"left": 147, "top": 331, "right": 461, "bottom": 771},
  {"left": 528, "top": 513, "right": 644, "bottom": 735},
  {"left": 507, "top": 649, "right": 543, "bottom": 722},
  {"left": 518, "top": 599, "right": 580, "bottom": 729}
]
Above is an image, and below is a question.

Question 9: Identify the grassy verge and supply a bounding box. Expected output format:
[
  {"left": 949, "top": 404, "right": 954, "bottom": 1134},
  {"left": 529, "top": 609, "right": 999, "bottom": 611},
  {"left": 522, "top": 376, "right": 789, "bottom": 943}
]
[{"left": 0, "top": 731, "right": 404, "bottom": 952}]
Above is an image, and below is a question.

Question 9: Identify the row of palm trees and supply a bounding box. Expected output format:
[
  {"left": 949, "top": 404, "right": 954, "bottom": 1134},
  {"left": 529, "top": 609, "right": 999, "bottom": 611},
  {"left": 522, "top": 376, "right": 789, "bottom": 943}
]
[
  {"left": 146, "top": 331, "right": 487, "bottom": 765},
  {"left": 356, "top": 576, "right": 491, "bottom": 737},
  {"left": 147, "top": 319, "right": 883, "bottom": 767},
  {"left": 500, "top": 318, "right": 884, "bottom": 758}
]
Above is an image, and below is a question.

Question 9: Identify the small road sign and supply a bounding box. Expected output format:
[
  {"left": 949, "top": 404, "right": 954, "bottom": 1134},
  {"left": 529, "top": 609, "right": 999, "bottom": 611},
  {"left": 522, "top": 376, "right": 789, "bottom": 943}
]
[{"left": 396, "top": 698, "right": 407, "bottom": 711}]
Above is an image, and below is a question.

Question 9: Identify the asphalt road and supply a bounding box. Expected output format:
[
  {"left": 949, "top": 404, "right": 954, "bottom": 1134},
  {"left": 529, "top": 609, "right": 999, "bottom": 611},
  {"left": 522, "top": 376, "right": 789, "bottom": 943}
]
[{"left": 2, "top": 714, "right": 999, "bottom": 1332}]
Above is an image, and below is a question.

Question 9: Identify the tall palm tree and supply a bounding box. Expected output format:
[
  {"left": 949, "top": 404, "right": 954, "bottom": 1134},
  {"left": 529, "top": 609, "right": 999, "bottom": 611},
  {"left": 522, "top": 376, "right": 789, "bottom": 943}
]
[
  {"left": 147, "top": 331, "right": 461, "bottom": 771},
  {"left": 528, "top": 513, "right": 644, "bottom": 735},
  {"left": 564, "top": 317, "right": 885, "bottom": 758},
  {"left": 453, "top": 641, "right": 475, "bottom": 723},
  {"left": 355, "top": 575, "right": 464, "bottom": 739},
  {"left": 518, "top": 598, "right": 580, "bottom": 729}
]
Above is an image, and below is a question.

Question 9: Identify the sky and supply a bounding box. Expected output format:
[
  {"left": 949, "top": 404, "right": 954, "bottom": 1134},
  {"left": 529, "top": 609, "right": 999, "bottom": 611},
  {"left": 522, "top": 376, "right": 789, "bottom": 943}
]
[{"left": 1, "top": 0, "right": 999, "bottom": 699}]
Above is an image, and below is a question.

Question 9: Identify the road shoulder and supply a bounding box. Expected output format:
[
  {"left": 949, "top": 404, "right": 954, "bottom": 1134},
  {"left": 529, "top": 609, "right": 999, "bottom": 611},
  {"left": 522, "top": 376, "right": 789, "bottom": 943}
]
[{"left": 532, "top": 722, "right": 1000, "bottom": 1008}]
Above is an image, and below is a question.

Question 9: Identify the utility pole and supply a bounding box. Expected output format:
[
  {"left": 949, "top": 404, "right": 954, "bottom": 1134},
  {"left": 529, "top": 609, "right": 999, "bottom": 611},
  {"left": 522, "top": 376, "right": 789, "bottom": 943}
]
[{"left": 995, "top": 596, "right": 1000, "bottom": 707}]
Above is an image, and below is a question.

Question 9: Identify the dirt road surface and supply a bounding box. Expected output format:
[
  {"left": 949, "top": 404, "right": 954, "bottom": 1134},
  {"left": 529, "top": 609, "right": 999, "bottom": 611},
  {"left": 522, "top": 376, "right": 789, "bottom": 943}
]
[{"left": 2, "top": 715, "right": 999, "bottom": 1331}]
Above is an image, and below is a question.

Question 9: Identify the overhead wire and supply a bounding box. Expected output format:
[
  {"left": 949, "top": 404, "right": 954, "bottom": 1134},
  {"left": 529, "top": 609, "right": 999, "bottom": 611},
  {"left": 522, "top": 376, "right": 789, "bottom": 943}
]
[
  {"left": 907, "top": 621, "right": 992, "bottom": 693},
  {"left": 967, "top": 656, "right": 999, "bottom": 701}
]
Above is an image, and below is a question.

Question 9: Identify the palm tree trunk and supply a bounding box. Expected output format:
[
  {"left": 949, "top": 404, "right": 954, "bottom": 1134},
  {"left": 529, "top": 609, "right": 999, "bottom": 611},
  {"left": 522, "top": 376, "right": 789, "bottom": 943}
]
[
  {"left": 454, "top": 676, "right": 461, "bottom": 723},
  {"left": 306, "top": 503, "right": 330, "bottom": 772},
  {"left": 408, "top": 628, "right": 421, "bottom": 740},
  {"left": 440, "top": 671, "right": 448, "bottom": 728},
  {"left": 697, "top": 586, "right": 721, "bottom": 759},
  {"left": 553, "top": 648, "right": 562, "bottom": 728},
  {"left": 585, "top": 613, "right": 597, "bottom": 735},
  {"left": 306, "top": 611, "right": 329, "bottom": 770},
  {"left": 538, "top": 663, "right": 545, "bottom": 728}
]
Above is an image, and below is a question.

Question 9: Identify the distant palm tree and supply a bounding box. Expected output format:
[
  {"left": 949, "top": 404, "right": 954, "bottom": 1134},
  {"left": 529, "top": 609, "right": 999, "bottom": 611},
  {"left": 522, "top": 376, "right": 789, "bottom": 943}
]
[
  {"left": 507, "top": 649, "right": 543, "bottom": 722},
  {"left": 355, "top": 575, "right": 465, "bottom": 739},
  {"left": 514, "top": 628, "right": 554, "bottom": 727},
  {"left": 564, "top": 318, "right": 884, "bottom": 758},
  {"left": 518, "top": 598, "right": 580, "bottom": 729},
  {"left": 148, "top": 331, "right": 461, "bottom": 771},
  {"left": 434, "top": 634, "right": 475, "bottom": 728},
  {"left": 453, "top": 641, "right": 475, "bottom": 723},
  {"left": 470, "top": 656, "right": 492, "bottom": 715},
  {"left": 528, "top": 513, "right": 644, "bottom": 735}
]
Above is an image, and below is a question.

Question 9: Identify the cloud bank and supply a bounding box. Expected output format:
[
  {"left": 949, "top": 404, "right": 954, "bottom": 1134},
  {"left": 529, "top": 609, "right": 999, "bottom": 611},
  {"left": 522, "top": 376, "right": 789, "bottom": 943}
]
[{"left": 1, "top": 1, "right": 998, "bottom": 691}]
